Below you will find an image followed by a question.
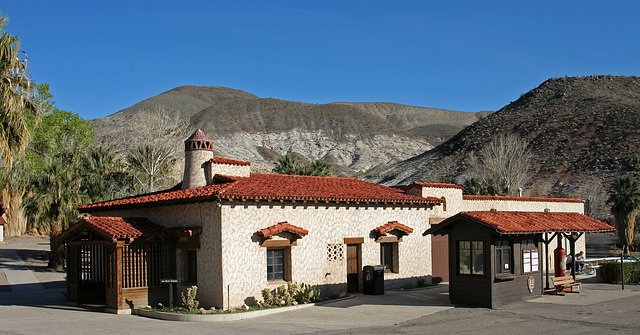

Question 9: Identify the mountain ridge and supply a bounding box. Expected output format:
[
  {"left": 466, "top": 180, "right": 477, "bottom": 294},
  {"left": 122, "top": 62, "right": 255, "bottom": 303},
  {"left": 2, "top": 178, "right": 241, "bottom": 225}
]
[
  {"left": 90, "top": 85, "right": 487, "bottom": 176},
  {"left": 368, "top": 75, "right": 640, "bottom": 206}
]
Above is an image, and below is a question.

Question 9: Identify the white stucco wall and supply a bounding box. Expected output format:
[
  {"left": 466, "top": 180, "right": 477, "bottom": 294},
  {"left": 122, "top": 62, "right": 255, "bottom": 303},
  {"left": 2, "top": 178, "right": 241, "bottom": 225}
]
[
  {"left": 218, "top": 202, "right": 435, "bottom": 308},
  {"left": 207, "top": 163, "right": 251, "bottom": 180},
  {"left": 462, "top": 198, "right": 585, "bottom": 213}
]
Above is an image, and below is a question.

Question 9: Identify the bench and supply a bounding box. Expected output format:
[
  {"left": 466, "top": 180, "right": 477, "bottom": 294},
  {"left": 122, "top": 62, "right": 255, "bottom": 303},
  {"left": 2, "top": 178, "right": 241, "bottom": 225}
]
[{"left": 551, "top": 275, "right": 581, "bottom": 294}]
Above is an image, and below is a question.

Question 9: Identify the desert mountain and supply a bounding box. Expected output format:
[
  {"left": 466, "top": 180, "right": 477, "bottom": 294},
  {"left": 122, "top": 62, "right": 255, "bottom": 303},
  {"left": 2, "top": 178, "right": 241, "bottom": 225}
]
[
  {"left": 369, "top": 75, "right": 640, "bottom": 202},
  {"left": 91, "top": 86, "right": 487, "bottom": 175}
]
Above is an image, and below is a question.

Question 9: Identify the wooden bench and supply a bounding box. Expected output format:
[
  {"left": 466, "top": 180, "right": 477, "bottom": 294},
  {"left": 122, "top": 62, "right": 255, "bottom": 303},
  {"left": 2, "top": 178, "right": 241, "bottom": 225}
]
[{"left": 551, "top": 275, "right": 581, "bottom": 294}]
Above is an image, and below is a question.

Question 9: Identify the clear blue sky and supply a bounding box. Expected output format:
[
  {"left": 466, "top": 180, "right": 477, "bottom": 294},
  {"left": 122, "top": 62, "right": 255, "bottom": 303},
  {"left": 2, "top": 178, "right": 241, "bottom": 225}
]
[{"left": 2, "top": 1, "right": 639, "bottom": 120}]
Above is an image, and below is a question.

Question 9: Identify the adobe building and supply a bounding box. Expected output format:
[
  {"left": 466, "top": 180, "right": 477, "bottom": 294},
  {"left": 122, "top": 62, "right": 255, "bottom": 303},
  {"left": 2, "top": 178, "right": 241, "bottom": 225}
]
[{"left": 58, "top": 130, "right": 613, "bottom": 313}]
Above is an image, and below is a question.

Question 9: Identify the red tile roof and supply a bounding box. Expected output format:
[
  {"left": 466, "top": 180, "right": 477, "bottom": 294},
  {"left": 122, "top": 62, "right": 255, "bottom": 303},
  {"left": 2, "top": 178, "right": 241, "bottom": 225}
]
[
  {"left": 407, "top": 182, "right": 464, "bottom": 190},
  {"left": 425, "top": 211, "right": 614, "bottom": 236},
  {"left": 210, "top": 157, "right": 251, "bottom": 166},
  {"left": 79, "top": 173, "right": 443, "bottom": 211},
  {"left": 57, "top": 217, "right": 169, "bottom": 243},
  {"left": 463, "top": 195, "right": 584, "bottom": 203},
  {"left": 373, "top": 221, "right": 414, "bottom": 235},
  {"left": 257, "top": 222, "right": 309, "bottom": 238}
]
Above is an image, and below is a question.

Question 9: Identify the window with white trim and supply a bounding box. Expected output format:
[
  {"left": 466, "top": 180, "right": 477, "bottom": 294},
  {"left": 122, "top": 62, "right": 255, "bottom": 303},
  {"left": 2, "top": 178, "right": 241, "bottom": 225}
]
[
  {"left": 522, "top": 238, "right": 539, "bottom": 273},
  {"left": 496, "top": 240, "right": 512, "bottom": 274}
]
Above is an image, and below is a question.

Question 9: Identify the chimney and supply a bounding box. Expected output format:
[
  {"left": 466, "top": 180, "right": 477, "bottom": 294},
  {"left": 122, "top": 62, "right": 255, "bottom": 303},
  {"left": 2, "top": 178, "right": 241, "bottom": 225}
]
[{"left": 182, "top": 129, "right": 214, "bottom": 190}]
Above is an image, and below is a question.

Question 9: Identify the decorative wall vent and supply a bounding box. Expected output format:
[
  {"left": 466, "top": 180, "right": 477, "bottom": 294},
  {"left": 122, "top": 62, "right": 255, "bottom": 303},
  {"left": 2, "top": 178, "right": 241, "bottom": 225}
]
[{"left": 326, "top": 244, "right": 344, "bottom": 262}]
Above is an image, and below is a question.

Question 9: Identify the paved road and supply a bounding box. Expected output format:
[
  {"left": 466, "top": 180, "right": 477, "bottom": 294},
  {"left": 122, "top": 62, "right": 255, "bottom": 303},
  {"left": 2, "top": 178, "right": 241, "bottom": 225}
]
[{"left": 1, "top": 237, "right": 639, "bottom": 335}]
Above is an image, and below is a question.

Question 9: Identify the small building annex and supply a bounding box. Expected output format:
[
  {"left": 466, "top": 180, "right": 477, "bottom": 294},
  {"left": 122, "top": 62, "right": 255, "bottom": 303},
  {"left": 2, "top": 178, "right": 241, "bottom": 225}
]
[{"left": 58, "top": 130, "right": 611, "bottom": 313}]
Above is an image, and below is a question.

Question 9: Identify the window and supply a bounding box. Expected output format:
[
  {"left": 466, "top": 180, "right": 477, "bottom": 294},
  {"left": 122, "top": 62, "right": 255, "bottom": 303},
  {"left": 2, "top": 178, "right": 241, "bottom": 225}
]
[
  {"left": 496, "top": 240, "right": 512, "bottom": 274},
  {"left": 522, "top": 238, "right": 539, "bottom": 273},
  {"left": 267, "top": 248, "right": 291, "bottom": 281},
  {"left": 267, "top": 249, "right": 284, "bottom": 281},
  {"left": 185, "top": 250, "right": 197, "bottom": 284},
  {"left": 458, "top": 240, "right": 484, "bottom": 275},
  {"left": 380, "top": 242, "right": 398, "bottom": 273}
]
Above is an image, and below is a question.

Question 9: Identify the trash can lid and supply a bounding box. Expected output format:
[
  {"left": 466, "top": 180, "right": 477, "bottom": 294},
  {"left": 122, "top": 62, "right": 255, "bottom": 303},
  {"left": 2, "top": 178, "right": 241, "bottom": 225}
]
[{"left": 364, "top": 265, "right": 384, "bottom": 270}]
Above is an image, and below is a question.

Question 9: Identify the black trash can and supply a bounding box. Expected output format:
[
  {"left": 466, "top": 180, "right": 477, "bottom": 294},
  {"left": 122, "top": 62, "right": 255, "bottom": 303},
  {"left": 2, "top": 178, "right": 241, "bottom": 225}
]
[{"left": 363, "top": 265, "right": 384, "bottom": 295}]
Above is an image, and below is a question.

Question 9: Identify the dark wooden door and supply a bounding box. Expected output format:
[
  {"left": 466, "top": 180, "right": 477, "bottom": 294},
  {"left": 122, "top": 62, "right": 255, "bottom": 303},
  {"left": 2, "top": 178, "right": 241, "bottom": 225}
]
[
  {"left": 431, "top": 235, "right": 449, "bottom": 282},
  {"left": 346, "top": 244, "right": 359, "bottom": 292}
]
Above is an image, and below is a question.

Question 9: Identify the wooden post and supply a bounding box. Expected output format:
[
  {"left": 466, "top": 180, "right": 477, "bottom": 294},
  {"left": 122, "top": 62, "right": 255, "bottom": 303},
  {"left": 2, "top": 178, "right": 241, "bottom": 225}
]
[
  {"left": 115, "top": 244, "right": 123, "bottom": 310},
  {"left": 621, "top": 253, "right": 625, "bottom": 290},
  {"left": 160, "top": 279, "right": 178, "bottom": 307},
  {"left": 169, "top": 283, "right": 174, "bottom": 308}
]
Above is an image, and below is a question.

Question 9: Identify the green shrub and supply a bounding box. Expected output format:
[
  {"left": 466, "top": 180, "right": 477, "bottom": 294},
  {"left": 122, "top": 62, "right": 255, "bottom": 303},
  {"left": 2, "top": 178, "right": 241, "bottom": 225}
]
[
  {"left": 260, "top": 282, "right": 321, "bottom": 307},
  {"left": 598, "top": 261, "right": 640, "bottom": 284}
]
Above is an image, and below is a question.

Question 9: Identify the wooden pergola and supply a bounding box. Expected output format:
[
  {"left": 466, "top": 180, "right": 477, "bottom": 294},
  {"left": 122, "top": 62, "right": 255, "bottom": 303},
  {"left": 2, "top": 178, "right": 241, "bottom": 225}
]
[{"left": 57, "top": 217, "right": 181, "bottom": 311}]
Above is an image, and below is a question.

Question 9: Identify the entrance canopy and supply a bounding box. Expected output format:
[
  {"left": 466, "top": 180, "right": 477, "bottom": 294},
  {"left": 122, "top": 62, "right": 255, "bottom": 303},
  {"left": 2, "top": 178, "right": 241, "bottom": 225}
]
[{"left": 424, "top": 211, "right": 615, "bottom": 236}]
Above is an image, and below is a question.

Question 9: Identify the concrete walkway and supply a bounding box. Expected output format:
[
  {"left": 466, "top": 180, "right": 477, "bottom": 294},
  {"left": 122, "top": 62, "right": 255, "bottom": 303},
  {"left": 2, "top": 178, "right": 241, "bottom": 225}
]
[{"left": 0, "top": 248, "right": 44, "bottom": 291}]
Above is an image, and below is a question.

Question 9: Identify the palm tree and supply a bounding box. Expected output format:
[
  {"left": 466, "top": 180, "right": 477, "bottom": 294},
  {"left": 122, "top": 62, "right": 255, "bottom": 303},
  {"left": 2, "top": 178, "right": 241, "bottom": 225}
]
[
  {"left": 126, "top": 145, "right": 177, "bottom": 193},
  {"left": 25, "top": 153, "right": 88, "bottom": 269},
  {"left": 606, "top": 176, "right": 640, "bottom": 256},
  {"left": 273, "top": 153, "right": 302, "bottom": 175},
  {"left": 273, "top": 154, "right": 333, "bottom": 177},
  {"left": 82, "top": 146, "right": 129, "bottom": 202},
  {"left": 0, "top": 15, "right": 38, "bottom": 167},
  {"left": 303, "top": 160, "right": 333, "bottom": 177}
]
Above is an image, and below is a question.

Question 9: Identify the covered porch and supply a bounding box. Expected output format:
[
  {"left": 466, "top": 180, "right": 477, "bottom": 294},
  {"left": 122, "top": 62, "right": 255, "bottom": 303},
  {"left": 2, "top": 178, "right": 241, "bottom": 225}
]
[{"left": 57, "top": 217, "right": 180, "bottom": 312}]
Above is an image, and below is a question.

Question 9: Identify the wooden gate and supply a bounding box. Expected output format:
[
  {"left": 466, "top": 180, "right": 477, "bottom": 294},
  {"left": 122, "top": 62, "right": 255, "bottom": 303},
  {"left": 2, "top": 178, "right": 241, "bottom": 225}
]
[
  {"left": 431, "top": 235, "right": 449, "bottom": 282},
  {"left": 77, "top": 245, "right": 106, "bottom": 303}
]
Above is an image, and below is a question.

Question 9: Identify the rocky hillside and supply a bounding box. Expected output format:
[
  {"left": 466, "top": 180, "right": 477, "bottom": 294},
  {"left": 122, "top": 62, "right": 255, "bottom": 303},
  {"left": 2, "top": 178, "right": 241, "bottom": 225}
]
[
  {"left": 370, "top": 76, "right": 640, "bottom": 200},
  {"left": 91, "top": 86, "right": 487, "bottom": 175}
]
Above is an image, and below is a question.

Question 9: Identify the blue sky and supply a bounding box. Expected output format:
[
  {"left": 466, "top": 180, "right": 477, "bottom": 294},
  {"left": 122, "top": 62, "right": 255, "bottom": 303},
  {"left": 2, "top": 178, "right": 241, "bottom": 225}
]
[{"left": 2, "top": 1, "right": 639, "bottom": 120}]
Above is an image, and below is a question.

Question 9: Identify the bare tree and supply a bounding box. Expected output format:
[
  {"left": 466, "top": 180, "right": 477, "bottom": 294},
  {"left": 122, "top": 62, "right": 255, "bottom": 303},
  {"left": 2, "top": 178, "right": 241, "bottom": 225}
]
[
  {"left": 126, "top": 145, "right": 178, "bottom": 194},
  {"left": 581, "top": 177, "right": 607, "bottom": 220},
  {"left": 123, "top": 106, "right": 192, "bottom": 151},
  {"left": 464, "top": 134, "right": 532, "bottom": 196}
]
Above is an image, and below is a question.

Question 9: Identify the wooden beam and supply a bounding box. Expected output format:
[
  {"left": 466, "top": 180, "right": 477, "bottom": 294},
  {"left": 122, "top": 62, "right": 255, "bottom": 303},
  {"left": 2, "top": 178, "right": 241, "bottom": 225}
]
[
  {"left": 177, "top": 240, "right": 201, "bottom": 249},
  {"left": 344, "top": 237, "right": 364, "bottom": 244},
  {"left": 67, "top": 240, "right": 113, "bottom": 246},
  {"left": 261, "top": 239, "right": 298, "bottom": 247},
  {"left": 375, "top": 235, "right": 401, "bottom": 243}
]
